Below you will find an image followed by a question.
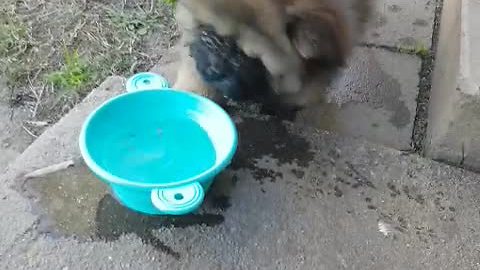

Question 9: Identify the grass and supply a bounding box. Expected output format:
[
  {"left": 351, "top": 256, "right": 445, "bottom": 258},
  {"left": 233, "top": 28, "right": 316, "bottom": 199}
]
[
  {"left": 0, "top": 4, "right": 31, "bottom": 87},
  {"left": 47, "top": 49, "right": 92, "bottom": 96},
  {"left": 398, "top": 42, "right": 430, "bottom": 58},
  {"left": 163, "top": 0, "right": 178, "bottom": 4},
  {"left": 0, "top": 0, "right": 178, "bottom": 132},
  {"left": 413, "top": 44, "right": 430, "bottom": 58}
]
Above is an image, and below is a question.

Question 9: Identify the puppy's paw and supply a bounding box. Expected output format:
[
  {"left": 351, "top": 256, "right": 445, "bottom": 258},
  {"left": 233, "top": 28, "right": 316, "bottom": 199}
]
[
  {"left": 173, "top": 79, "right": 205, "bottom": 94},
  {"left": 272, "top": 73, "right": 302, "bottom": 95}
]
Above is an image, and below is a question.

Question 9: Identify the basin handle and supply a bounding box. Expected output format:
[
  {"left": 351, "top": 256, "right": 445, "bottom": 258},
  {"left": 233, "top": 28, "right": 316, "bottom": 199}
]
[
  {"left": 151, "top": 182, "right": 205, "bottom": 215},
  {"left": 125, "top": 72, "right": 170, "bottom": 92}
]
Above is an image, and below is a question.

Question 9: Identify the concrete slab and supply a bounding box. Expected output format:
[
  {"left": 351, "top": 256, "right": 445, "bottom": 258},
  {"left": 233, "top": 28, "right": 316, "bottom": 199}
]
[
  {"left": 363, "top": 0, "right": 437, "bottom": 49},
  {"left": 425, "top": 0, "right": 480, "bottom": 170},
  {"left": 1, "top": 76, "right": 126, "bottom": 187},
  {"left": 0, "top": 188, "right": 38, "bottom": 259},
  {"left": 2, "top": 97, "right": 480, "bottom": 269},
  {"left": 298, "top": 47, "right": 421, "bottom": 150}
]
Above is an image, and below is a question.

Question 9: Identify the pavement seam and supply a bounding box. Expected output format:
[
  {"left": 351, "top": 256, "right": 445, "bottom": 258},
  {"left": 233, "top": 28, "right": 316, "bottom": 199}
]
[
  {"left": 411, "top": 0, "right": 444, "bottom": 153},
  {"left": 359, "top": 42, "right": 423, "bottom": 56}
]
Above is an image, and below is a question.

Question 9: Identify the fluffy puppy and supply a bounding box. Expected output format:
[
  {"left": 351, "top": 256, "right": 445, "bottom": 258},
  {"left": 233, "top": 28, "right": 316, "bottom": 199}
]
[
  {"left": 174, "top": 0, "right": 304, "bottom": 97},
  {"left": 173, "top": 0, "right": 373, "bottom": 111}
]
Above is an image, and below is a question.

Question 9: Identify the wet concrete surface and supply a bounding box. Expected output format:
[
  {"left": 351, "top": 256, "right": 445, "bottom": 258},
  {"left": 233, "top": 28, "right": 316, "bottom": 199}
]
[
  {"left": 297, "top": 47, "right": 421, "bottom": 150},
  {"left": 21, "top": 159, "right": 233, "bottom": 259},
  {"left": 22, "top": 161, "right": 108, "bottom": 238},
  {"left": 4, "top": 106, "right": 480, "bottom": 269}
]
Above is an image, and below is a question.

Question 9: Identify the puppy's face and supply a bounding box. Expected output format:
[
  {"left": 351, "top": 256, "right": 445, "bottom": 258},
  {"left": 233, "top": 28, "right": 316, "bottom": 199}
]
[{"left": 287, "top": 1, "right": 351, "bottom": 66}]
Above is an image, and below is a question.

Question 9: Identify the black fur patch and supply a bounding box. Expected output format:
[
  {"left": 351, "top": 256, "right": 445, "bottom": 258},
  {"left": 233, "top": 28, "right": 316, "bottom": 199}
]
[{"left": 189, "top": 26, "right": 301, "bottom": 120}]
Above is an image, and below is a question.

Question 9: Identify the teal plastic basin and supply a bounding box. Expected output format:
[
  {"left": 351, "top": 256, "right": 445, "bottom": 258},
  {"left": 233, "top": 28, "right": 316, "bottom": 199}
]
[{"left": 79, "top": 80, "right": 238, "bottom": 215}]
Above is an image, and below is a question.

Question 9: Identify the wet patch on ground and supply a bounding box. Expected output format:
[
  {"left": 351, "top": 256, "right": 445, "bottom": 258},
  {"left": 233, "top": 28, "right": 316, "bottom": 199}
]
[
  {"left": 94, "top": 194, "right": 224, "bottom": 259},
  {"left": 20, "top": 160, "right": 236, "bottom": 259},
  {"left": 229, "top": 114, "right": 315, "bottom": 171},
  {"left": 259, "top": 134, "right": 467, "bottom": 248},
  {"left": 223, "top": 110, "right": 316, "bottom": 185},
  {"left": 16, "top": 109, "right": 313, "bottom": 260}
]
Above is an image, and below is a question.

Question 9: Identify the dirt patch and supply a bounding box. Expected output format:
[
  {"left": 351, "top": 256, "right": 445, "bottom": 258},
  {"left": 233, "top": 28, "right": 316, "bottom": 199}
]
[{"left": 1, "top": 0, "right": 178, "bottom": 137}]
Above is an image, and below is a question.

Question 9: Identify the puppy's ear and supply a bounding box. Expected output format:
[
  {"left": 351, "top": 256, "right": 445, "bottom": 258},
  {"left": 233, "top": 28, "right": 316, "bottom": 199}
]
[{"left": 286, "top": 3, "right": 351, "bottom": 66}]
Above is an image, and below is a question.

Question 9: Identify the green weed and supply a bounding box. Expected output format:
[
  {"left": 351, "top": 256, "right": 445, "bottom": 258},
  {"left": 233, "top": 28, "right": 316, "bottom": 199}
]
[
  {"left": 162, "top": 0, "right": 177, "bottom": 5},
  {"left": 398, "top": 42, "right": 430, "bottom": 58},
  {"left": 46, "top": 49, "right": 93, "bottom": 95},
  {"left": 414, "top": 44, "right": 430, "bottom": 58}
]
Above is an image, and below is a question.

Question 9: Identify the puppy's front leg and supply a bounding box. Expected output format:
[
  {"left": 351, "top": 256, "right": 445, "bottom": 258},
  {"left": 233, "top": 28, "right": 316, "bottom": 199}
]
[
  {"left": 173, "top": 48, "right": 213, "bottom": 97},
  {"left": 237, "top": 28, "right": 304, "bottom": 96}
]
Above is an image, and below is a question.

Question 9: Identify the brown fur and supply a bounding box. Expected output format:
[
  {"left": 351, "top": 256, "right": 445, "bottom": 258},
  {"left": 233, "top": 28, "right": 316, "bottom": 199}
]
[
  {"left": 174, "top": 0, "right": 303, "bottom": 96},
  {"left": 174, "top": 0, "right": 373, "bottom": 107}
]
